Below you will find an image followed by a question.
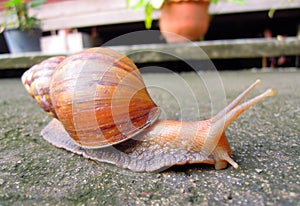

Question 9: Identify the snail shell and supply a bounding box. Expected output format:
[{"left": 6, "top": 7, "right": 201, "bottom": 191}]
[
  {"left": 22, "top": 56, "right": 65, "bottom": 118},
  {"left": 23, "top": 48, "right": 160, "bottom": 148},
  {"left": 22, "top": 48, "right": 275, "bottom": 172}
]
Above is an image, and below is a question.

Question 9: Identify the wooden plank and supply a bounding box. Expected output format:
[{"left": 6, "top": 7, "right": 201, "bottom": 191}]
[
  {"left": 209, "top": 0, "right": 300, "bottom": 14},
  {"left": 0, "top": 37, "right": 299, "bottom": 69},
  {"left": 119, "top": 37, "right": 300, "bottom": 62},
  {"left": 40, "top": 9, "right": 157, "bottom": 31},
  {"left": 36, "top": 0, "right": 125, "bottom": 20},
  {"left": 0, "top": 52, "right": 68, "bottom": 69}
]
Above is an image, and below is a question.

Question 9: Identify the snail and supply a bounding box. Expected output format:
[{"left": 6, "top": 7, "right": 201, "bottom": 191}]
[{"left": 21, "top": 48, "right": 275, "bottom": 172}]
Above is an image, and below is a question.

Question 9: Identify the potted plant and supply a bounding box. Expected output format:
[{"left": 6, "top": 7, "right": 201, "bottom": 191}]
[
  {"left": 0, "top": 0, "right": 45, "bottom": 53},
  {"left": 127, "top": 0, "right": 244, "bottom": 43}
]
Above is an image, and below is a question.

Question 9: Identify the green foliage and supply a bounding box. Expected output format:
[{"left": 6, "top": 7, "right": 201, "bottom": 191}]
[
  {"left": 126, "top": 0, "right": 164, "bottom": 29},
  {"left": 1, "top": 0, "right": 46, "bottom": 31},
  {"left": 126, "top": 0, "right": 245, "bottom": 29},
  {"left": 268, "top": 0, "right": 295, "bottom": 18}
]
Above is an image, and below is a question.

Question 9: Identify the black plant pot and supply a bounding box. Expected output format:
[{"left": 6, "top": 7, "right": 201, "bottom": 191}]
[{"left": 4, "top": 28, "right": 41, "bottom": 53}]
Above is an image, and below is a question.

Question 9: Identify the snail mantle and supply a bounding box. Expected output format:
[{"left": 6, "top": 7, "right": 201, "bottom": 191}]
[{"left": 21, "top": 47, "right": 275, "bottom": 172}]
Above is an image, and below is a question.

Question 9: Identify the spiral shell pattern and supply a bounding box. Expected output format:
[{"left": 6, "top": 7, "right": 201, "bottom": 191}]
[
  {"left": 22, "top": 56, "right": 66, "bottom": 118},
  {"left": 22, "top": 48, "right": 160, "bottom": 148}
]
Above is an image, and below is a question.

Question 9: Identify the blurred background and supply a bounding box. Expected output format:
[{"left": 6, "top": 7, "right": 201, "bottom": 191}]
[{"left": 0, "top": 0, "right": 299, "bottom": 75}]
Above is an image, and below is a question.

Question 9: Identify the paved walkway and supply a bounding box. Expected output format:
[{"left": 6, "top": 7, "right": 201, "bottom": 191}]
[{"left": 0, "top": 70, "right": 299, "bottom": 205}]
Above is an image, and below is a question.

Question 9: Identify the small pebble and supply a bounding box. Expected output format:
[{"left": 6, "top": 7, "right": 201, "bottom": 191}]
[{"left": 255, "top": 169, "right": 264, "bottom": 174}]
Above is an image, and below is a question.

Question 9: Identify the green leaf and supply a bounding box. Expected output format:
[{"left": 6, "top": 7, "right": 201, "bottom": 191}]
[
  {"left": 133, "top": 0, "right": 145, "bottom": 10},
  {"left": 145, "top": 3, "right": 154, "bottom": 29},
  {"left": 268, "top": 8, "right": 276, "bottom": 18},
  {"left": 2, "top": 0, "right": 45, "bottom": 30},
  {"left": 151, "top": 0, "right": 164, "bottom": 9},
  {"left": 126, "top": 0, "right": 130, "bottom": 8},
  {"left": 29, "top": 0, "right": 46, "bottom": 8},
  {"left": 227, "top": 0, "right": 245, "bottom": 5},
  {"left": 3, "top": 0, "right": 24, "bottom": 8}
]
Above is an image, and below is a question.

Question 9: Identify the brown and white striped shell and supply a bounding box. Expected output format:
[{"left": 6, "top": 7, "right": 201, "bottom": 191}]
[{"left": 22, "top": 48, "right": 160, "bottom": 148}]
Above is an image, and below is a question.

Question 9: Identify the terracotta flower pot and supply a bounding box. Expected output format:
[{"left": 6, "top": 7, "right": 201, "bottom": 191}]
[{"left": 159, "top": 0, "right": 210, "bottom": 43}]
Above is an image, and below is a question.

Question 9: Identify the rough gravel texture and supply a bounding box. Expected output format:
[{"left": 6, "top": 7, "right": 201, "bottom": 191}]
[{"left": 0, "top": 70, "right": 299, "bottom": 205}]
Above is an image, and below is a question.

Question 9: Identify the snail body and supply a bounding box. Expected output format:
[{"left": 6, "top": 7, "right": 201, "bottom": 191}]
[{"left": 22, "top": 48, "right": 275, "bottom": 172}]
